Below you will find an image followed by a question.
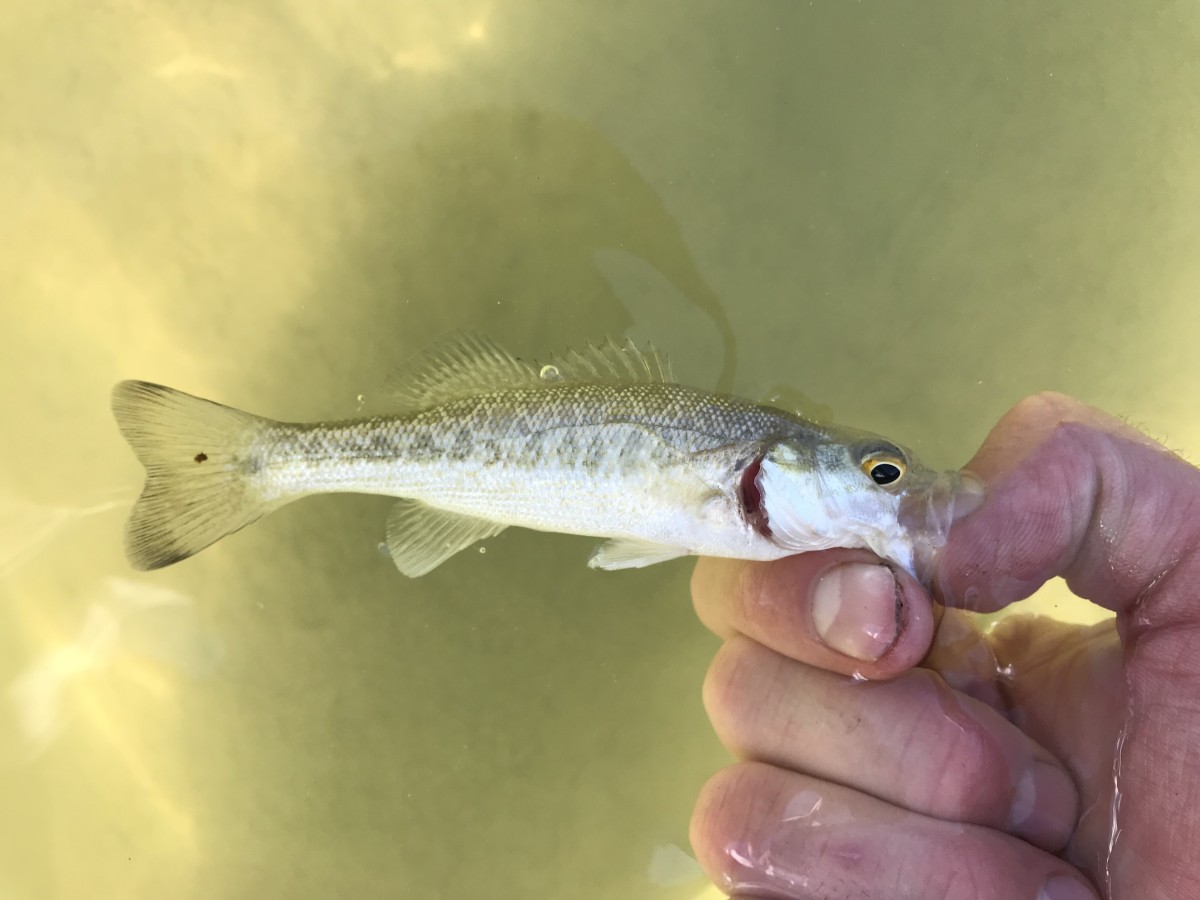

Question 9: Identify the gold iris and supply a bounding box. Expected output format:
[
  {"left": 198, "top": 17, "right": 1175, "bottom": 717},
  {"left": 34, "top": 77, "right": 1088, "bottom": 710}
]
[{"left": 861, "top": 454, "right": 906, "bottom": 486}]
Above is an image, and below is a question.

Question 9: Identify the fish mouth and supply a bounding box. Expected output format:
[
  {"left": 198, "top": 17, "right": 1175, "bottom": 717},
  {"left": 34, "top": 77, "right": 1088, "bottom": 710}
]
[{"left": 898, "top": 469, "right": 986, "bottom": 583}]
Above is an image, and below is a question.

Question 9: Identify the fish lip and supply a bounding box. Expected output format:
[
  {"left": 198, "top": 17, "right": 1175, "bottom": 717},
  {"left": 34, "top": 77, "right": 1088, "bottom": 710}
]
[{"left": 899, "top": 469, "right": 986, "bottom": 583}]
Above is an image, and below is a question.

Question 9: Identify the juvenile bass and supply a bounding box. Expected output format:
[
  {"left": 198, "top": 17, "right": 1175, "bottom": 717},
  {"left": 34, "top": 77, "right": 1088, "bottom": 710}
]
[{"left": 112, "top": 333, "right": 979, "bottom": 579}]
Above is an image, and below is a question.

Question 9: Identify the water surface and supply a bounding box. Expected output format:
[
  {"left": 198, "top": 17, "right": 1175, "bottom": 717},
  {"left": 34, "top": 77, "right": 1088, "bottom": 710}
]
[{"left": 3, "top": 2, "right": 1199, "bottom": 898}]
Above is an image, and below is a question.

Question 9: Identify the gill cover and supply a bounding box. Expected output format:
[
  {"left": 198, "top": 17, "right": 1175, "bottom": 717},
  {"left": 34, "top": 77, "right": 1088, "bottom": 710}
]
[
  {"left": 750, "top": 439, "right": 934, "bottom": 578},
  {"left": 754, "top": 442, "right": 895, "bottom": 555}
]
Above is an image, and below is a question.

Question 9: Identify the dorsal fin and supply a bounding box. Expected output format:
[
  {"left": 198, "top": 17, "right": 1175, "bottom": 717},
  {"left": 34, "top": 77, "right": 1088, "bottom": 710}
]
[
  {"left": 540, "top": 337, "right": 674, "bottom": 384},
  {"left": 389, "top": 331, "right": 539, "bottom": 409},
  {"left": 390, "top": 332, "right": 674, "bottom": 411}
]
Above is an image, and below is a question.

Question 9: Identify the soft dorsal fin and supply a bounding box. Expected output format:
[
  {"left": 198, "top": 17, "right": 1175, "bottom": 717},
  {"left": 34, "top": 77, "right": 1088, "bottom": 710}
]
[
  {"left": 389, "top": 331, "right": 539, "bottom": 410},
  {"left": 540, "top": 337, "right": 673, "bottom": 384},
  {"left": 390, "top": 332, "right": 674, "bottom": 411}
]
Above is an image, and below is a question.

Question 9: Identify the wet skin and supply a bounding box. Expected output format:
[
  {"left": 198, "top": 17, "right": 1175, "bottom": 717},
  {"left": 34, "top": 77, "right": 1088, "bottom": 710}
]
[{"left": 689, "top": 393, "right": 1200, "bottom": 900}]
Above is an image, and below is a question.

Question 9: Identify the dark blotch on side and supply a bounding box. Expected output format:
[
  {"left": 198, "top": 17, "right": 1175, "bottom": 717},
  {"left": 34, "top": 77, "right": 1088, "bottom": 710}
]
[
  {"left": 449, "top": 426, "right": 473, "bottom": 461},
  {"left": 739, "top": 456, "right": 771, "bottom": 537},
  {"left": 368, "top": 431, "right": 394, "bottom": 457},
  {"left": 194, "top": 452, "right": 208, "bottom": 463}
]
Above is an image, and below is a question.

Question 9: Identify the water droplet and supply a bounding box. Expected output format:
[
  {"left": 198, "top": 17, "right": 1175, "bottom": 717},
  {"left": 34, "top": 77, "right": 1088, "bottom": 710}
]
[
  {"left": 539, "top": 364, "right": 561, "bottom": 381},
  {"left": 478, "top": 547, "right": 487, "bottom": 554}
]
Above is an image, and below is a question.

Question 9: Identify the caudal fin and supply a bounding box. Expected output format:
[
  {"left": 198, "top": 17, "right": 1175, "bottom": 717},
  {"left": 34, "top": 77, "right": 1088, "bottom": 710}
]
[{"left": 111, "top": 381, "right": 276, "bottom": 570}]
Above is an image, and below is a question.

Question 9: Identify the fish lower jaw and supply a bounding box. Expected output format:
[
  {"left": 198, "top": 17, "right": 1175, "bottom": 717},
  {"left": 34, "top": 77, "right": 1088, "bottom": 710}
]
[{"left": 761, "top": 527, "right": 913, "bottom": 573}]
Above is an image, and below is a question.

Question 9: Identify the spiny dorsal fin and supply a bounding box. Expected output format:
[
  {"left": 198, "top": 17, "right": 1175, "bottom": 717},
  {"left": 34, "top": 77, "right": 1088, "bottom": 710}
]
[
  {"left": 540, "top": 337, "right": 674, "bottom": 385},
  {"left": 390, "top": 332, "right": 674, "bottom": 410},
  {"left": 389, "top": 331, "right": 539, "bottom": 410}
]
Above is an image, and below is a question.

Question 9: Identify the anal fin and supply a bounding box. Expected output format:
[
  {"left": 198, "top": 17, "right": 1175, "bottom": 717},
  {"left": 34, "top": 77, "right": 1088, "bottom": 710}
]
[
  {"left": 386, "top": 500, "right": 507, "bottom": 577},
  {"left": 587, "top": 537, "right": 689, "bottom": 571}
]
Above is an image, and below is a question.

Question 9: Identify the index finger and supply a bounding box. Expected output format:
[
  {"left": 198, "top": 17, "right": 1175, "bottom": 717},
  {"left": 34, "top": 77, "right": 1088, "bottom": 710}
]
[{"left": 934, "top": 392, "right": 1200, "bottom": 617}]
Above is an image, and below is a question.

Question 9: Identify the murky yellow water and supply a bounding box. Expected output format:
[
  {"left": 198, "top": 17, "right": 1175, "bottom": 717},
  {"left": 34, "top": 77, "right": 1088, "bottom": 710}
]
[{"left": 3, "top": 2, "right": 1199, "bottom": 898}]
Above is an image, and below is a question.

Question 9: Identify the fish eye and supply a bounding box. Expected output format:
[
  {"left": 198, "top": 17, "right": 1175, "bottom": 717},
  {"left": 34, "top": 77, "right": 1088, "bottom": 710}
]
[{"left": 860, "top": 452, "right": 907, "bottom": 486}]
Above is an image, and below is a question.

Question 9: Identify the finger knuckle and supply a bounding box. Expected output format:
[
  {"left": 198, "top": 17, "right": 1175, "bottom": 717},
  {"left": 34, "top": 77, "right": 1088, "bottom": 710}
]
[
  {"left": 703, "top": 637, "right": 777, "bottom": 752},
  {"left": 689, "top": 762, "right": 775, "bottom": 880},
  {"left": 921, "top": 720, "right": 1012, "bottom": 821}
]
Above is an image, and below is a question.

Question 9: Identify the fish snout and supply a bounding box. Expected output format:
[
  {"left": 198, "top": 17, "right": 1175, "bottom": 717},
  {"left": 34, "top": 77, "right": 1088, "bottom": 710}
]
[{"left": 898, "top": 470, "right": 986, "bottom": 583}]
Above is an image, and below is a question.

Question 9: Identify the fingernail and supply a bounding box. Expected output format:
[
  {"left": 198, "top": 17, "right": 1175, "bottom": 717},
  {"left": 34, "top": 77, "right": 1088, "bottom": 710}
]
[
  {"left": 811, "top": 563, "right": 899, "bottom": 661},
  {"left": 1038, "top": 875, "right": 1097, "bottom": 900},
  {"left": 1010, "top": 761, "right": 1078, "bottom": 848}
]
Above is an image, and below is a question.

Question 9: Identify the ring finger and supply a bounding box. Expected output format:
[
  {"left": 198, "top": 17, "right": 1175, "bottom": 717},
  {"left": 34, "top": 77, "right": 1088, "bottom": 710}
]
[{"left": 692, "top": 762, "right": 1097, "bottom": 900}]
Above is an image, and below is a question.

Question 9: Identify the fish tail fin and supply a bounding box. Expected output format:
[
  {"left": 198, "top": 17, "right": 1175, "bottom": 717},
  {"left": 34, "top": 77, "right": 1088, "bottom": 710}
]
[{"left": 111, "top": 380, "right": 279, "bottom": 570}]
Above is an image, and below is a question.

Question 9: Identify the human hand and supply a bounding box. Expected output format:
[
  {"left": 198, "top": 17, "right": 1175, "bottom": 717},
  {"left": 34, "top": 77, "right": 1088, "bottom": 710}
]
[{"left": 688, "top": 393, "right": 1200, "bottom": 900}]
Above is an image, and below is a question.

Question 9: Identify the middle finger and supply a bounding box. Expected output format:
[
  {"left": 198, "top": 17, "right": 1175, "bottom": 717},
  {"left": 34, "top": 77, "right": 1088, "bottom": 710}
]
[{"left": 703, "top": 636, "right": 1078, "bottom": 850}]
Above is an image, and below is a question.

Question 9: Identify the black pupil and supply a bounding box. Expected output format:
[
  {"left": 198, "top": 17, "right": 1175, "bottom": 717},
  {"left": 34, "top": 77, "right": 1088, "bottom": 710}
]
[{"left": 870, "top": 462, "right": 902, "bottom": 485}]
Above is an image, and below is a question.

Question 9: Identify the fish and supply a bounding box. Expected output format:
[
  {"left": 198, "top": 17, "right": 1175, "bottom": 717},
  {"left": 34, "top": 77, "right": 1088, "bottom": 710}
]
[{"left": 110, "top": 332, "right": 981, "bottom": 580}]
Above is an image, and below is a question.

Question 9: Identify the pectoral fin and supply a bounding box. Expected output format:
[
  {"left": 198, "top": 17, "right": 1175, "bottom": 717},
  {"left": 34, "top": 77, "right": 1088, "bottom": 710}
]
[
  {"left": 386, "top": 500, "right": 507, "bottom": 577},
  {"left": 587, "top": 537, "right": 690, "bottom": 570}
]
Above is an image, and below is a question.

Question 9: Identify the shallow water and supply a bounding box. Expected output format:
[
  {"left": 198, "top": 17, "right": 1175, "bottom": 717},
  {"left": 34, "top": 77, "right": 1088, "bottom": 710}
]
[{"left": 3, "top": 2, "right": 1199, "bottom": 898}]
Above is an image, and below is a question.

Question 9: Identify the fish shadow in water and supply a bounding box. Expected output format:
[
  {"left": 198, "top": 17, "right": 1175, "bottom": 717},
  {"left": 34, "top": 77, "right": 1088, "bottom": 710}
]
[{"left": 289, "top": 106, "right": 738, "bottom": 402}]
